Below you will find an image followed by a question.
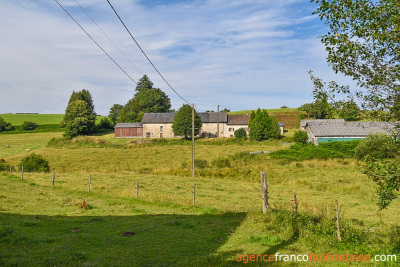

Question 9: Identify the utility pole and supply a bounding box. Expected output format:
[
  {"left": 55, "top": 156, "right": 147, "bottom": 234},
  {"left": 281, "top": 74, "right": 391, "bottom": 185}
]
[
  {"left": 192, "top": 103, "right": 195, "bottom": 178},
  {"left": 217, "top": 105, "right": 220, "bottom": 138}
]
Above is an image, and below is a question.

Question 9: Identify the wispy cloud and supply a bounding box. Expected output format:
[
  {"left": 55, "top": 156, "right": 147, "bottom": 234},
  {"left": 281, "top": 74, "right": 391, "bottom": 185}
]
[{"left": 0, "top": 0, "right": 357, "bottom": 115}]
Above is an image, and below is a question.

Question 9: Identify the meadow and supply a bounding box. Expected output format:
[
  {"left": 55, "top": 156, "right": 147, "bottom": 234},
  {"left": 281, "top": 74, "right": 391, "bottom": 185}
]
[{"left": 0, "top": 114, "right": 399, "bottom": 266}]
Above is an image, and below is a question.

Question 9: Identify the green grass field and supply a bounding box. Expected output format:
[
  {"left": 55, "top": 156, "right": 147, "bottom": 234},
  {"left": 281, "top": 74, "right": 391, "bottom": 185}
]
[
  {"left": 0, "top": 114, "right": 399, "bottom": 266},
  {"left": 0, "top": 114, "right": 106, "bottom": 126}
]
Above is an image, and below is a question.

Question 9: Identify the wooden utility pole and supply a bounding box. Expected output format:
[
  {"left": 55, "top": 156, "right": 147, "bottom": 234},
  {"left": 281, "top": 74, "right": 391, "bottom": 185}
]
[
  {"left": 52, "top": 173, "right": 55, "bottom": 188},
  {"left": 217, "top": 104, "right": 220, "bottom": 138},
  {"left": 335, "top": 200, "right": 342, "bottom": 241},
  {"left": 88, "top": 175, "right": 91, "bottom": 193},
  {"left": 261, "top": 171, "right": 268, "bottom": 213},
  {"left": 136, "top": 180, "right": 139, "bottom": 198},
  {"left": 192, "top": 103, "right": 195, "bottom": 178},
  {"left": 193, "top": 183, "right": 196, "bottom": 206}
]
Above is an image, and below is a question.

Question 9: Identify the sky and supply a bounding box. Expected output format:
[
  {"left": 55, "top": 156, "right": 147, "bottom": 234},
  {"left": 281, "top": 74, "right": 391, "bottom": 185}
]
[{"left": 0, "top": 0, "right": 357, "bottom": 115}]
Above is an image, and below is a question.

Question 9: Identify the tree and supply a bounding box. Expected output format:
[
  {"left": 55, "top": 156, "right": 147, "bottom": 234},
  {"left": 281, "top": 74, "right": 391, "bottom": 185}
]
[
  {"left": 172, "top": 104, "right": 202, "bottom": 139},
  {"left": 293, "top": 130, "right": 309, "bottom": 144},
  {"left": 339, "top": 100, "right": 361, "bottom": 121},
  {"left": 116, "top": 75, "right": 171, "bottom": 123},
  {"left": 108, "top": 104, "right": 124, "bottom": 125},
  {"left": 312, "top": 0, "right": 400, "bottom": 209},
  {"left": 62, "top": 90, "right": 96, "bottom": 138},
  {"left": 249, "top": 109, "right": 281, "bottom": 141}
]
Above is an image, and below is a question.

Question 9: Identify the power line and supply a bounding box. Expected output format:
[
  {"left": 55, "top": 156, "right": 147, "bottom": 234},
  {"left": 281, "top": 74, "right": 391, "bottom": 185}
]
[
  {"left": 55, "top": 0, "right": 137, "bottom": 85},
  {"left": 73, "top": 0, "right": 142, "bottom": 76},
  {"left": 106, "top": 0, "right": 191, "bottom": 104}
]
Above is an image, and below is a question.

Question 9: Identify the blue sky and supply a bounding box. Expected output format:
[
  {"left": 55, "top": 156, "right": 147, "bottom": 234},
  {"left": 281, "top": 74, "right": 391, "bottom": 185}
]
[{"left": 0, "top": 0, "right": 357, "bottom": 115}]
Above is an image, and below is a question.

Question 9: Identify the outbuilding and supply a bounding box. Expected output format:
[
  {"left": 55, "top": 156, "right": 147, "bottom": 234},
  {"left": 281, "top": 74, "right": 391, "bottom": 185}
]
[{"left": 114, "top": 123, "right": 143, "bottom": 138}]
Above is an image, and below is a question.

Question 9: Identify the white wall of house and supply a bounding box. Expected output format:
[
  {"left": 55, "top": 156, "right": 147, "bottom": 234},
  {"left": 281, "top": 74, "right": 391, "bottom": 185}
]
[
  {"left": 223, "top": 125, "right": 249, "bottom": 138},
  {"left": 143, "top": 123, "right": 175, "bottom": 138},
  {"left": 201, "top": 123, "right": 226, "bottom": 138}
]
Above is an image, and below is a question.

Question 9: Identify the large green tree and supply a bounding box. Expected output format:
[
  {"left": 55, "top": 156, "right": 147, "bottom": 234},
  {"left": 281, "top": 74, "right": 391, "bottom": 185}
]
[
  {"left": 116, "top": 75, "right": 172, "bottom": 123},
  {"left": 249, "top": 109, "right": 280, "bottom": 141},
  {"left": 311, "top": 0, "right": 400, "bottom": 209},
  {"left": 62, "top": 90, "right": 96, "bottom": 138},
  {"left": 108, "top": 104, "right": 124, "bottom": 125},
  {"left": 172, "top": 104, "right": 202, "bottom": 139}
]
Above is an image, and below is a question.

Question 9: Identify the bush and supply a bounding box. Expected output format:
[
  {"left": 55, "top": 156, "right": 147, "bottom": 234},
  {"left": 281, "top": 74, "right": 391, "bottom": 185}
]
[
  {"left": 355, "top": 133, "right": 398, "bottom": 160},
  {"left": 211, "top": 157, "right": 231, "bottom": 168},
  {"left": 195, "top": 159, "right": 209, "bottom": 169},
  {"left": 234, "top": 128, "right": 247, "bottom": 139},
  {"left": 0, "top": 116, "right": 14, "bottom": 132},
  {"left": 18, "top": 153, "right": 50, "bottom": 172},
  {"left": 21, "top": 121, "right": 38, "bottom": 131},
  {"left": 270, "top": 143, "right": 345, "bottom": 161},
  {"left": 98, "top": 117, "right": 114, "bottom": 129},
  {"left": 293, "top": 130, "right": 308, "bottom": 144},
  {"left": 319, "top": 140, "right": 360, "bottom": 157}
]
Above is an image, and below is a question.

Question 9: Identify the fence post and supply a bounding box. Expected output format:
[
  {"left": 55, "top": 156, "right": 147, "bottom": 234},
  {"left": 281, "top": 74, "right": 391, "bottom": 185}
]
[
  {"left": 292, "top": 193, "right": 298, "bottom": 214},
  {"left": 136, "top": 180, "right": 139, "bottom": 199},
  {"left": 88, "top": 175, "right": 91, "bottom": 193},
  {"left": 9, "top": 166, "right": 12, "bottom": 175},
  {"left": 335, "top": 200, "right": 342, "bottom": 241},
  {"left": 193, "top": 183, "right": 196, "bottom": 206},
  {"left": 261, "top": 171, "right": 268, "bottom": 213},
  {"left": 21, "top": 166, "right": 24, "bottom": 180},
  {"left": 52, "top": 173, "right": 55, "bottom": 188}
]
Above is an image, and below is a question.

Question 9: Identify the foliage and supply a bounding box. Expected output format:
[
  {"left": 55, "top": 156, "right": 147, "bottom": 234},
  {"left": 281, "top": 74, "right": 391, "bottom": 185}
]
[
  {"left": 338, "top": 100, "right": 361, "bottom": 121},
  {"left": 234, "top": 128, "right": 247, "bottom": 139},
  {"left": 362, "top": 157, "right": 400, "bottom": 210},
  {"left": 195, "top": 159, "right": 209, "bottom": 169},
  {"left": 355, "top": 133, "right": 398, "bottom": 160},
  {"left": 62, "top": 90, "right": 96, "bottom": 138},
  {"left": 311, "top": 0, "right": 399, "bottom": 115},
  {"left": 249, "top": 109, "right": 280, "bottom": 141},
  {"left": 21, "top": 121, "right": 38, "bottom": 131},
  {"left": 319, "top": 140, "right": 360, "bottom": 158},
  {"left": 116, "top": 75, "right": 171, "bottom": 123},
  {"left": 270, "top": 144, "right": 345, "bottom": 161},
  {"left": 98, "top": 117, "right": 114, "bottom": 130},
  {"left": 108, "top": 104, "right": 124, "bottom": 125},
  {"left": 18, "top": 153, "right": 50, "bottom": 172},
  {"left": 64, "top": 100, "right": 96, "bottom": 138},
  {"left": 293, "top": 130, "right": 308, "bottom": 144},
  {"left": 280, "top": 105, "right": 289, "bottom": 109},
  {"left": 172, "top": 104, "right": 202, "bottom": 139},
  {"left": 0, "top": 116, "right": 14, "bottom": 132},
  {"left": 211, "top": 157, "right": 231, "bottom": 168}
]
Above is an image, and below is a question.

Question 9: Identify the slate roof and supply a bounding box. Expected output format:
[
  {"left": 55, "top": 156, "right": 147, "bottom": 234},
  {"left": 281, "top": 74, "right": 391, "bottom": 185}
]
[
  {"left": 300, "top": 119, "right": 344, "bottom": 128},
  {"left": 141, "top": 113, "right": 176, "bottom": 123},
  {"left": 279, "top": 123, "right": 284, "bottom": 127},
  {"left": 307, "top": 121, "right": 396, "bottom": 137},
  {"left": 141, "top": 112, "right": 228, "bottom": 123},
  {"left": 227, "top": 114, "right": 249, "bottom": 125},
  {"left": 114, "top": 123, "right": 143, "bottom": 128}
]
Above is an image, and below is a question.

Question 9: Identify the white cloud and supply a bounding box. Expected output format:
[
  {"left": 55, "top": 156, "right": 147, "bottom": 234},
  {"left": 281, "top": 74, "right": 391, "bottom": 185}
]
[{"left": 0, "top": 0, "right": 356, "bottom": 115}]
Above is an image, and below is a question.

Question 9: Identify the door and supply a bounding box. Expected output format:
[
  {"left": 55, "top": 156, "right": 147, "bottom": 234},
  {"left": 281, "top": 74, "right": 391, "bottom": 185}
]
[{"left": 160, "top": 133, "right": 163, "bottom": 138}]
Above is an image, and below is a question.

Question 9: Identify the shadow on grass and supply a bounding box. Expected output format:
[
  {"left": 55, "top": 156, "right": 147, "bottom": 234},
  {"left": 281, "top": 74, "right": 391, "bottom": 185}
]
[{"left": 0, "top": 212, "right": 246, "bottom": 266}]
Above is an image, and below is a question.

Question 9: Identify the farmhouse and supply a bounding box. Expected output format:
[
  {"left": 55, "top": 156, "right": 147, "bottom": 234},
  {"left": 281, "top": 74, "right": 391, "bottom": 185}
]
[
  {"left": 305, "top": 120, "right": 397, "bottom": 145},
  {"left": 115, "top": 112, "right": 252, "bottom": 139},
  {"left": 300, "top": 119, "right": 345, "bottom": 131}
]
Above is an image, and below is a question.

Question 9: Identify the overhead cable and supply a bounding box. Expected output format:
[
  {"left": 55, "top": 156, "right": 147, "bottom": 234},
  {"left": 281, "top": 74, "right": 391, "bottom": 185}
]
[
  {"left": 74, "top": 0, "right": 142, "bottom": 76},
  {"left": 106, "top": 0, "right": 191, "bottom": 104},
  {"left": 55, "top": 0, "right": 137, "bottom": 84}
]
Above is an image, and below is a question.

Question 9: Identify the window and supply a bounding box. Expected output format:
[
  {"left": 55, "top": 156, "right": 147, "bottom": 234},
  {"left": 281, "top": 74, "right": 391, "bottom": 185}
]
[
  {"left": 229, "top": 128, "right": 235, "bottom": 132},
  {"left": 146, "top": 132, "right": 151, "bottom": 138},
  {"left": 160, "top": 126, "right": 164, "bottom": 132}
]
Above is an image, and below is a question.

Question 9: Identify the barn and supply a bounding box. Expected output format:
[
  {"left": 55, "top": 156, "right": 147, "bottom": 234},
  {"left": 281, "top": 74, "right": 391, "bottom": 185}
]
[{"left": 114, "top": 123, "right": 143, "bottom": 138}]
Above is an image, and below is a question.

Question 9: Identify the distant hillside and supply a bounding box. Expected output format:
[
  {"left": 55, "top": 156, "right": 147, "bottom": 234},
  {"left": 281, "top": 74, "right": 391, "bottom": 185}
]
[{"left": 229, "top": 108, "right": 303, "bottom": 128}]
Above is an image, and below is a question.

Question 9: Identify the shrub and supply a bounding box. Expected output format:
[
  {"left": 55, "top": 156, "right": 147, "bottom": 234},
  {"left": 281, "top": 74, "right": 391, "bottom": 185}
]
[
  {"left": 98, "top": 117, "right": 114, "bottom": 129},
  {"left": 0, "top": 116, "right": 14, "bottom": 132},
  {"left": 21, "top": 121, "right": 38, "bottom": 131},
  {"left": 195, "top": 159, "right": 209, "bottom": 169},
  {"left": 319, "top": 140, "right": 360, "bottom": 157},
  {"left": 234, "top": 128, "right": 247, "bottom": 139},
  {"left": 270, "top": 144, "right": 345, "bottom": 161},
  {"left": 212, "top": 157, "right": 231, "bottom": 168},
  {"left": 355, "top": 133, "right": 398, "bottom": 160},
  {"left": 293, "top": 130, "right": 308, "bottom": 144},
  {"left": 18, "top": 153, "right": 50, "bottom": 172}
]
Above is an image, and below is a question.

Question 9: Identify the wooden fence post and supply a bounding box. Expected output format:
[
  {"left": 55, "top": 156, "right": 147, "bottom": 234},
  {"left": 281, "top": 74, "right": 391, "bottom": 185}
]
[
  {"left": 136, "top": 180, "right": 139, "bottom": 199},
  {"left": 9, "top": 166, "right": 12, "bottom": 175},
  {"left": 52, "top": 173, "right": 55, "bottom": 188},
  {"left": 193, "top": 183, "right": 196, "bottom": 206},
  {"left": 88, "top": 175, "right": 91, "bottom": 193},
  {"left": 261, "top": 171, "right": 268, "bottom": 213},
  {"left": 335, "top": 200, "right": 342, "bottom": 241},
  {"left": 21, "top": 166, "right": 24, "bottom": 180},
  {"left": 292, "top": 193, "right": 298, "bottom": 214}
]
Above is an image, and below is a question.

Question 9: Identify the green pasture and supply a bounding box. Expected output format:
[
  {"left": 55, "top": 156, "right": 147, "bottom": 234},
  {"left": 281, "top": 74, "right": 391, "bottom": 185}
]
[
  {"left": 0, "top": 128, "right": 399, "bottom": 265},
  {"left": 0, "top": 114, "right": 106, "bottom": 126}
]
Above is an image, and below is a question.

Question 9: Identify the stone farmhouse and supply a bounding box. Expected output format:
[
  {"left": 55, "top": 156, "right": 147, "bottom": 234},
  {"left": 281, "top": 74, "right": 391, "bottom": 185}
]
[
  {"left": 301, "top": 119, "right": 397, "bottom": 145},
  {"left": 114, "top": 112, "right": 251, "bottom": 139}
]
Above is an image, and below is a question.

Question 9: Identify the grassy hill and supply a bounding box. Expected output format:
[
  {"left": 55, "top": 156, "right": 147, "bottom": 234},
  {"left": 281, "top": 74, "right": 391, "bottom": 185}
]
[{"left": 0, "top": 132, "right": 399, "bottom": 265}]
